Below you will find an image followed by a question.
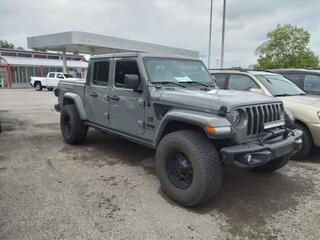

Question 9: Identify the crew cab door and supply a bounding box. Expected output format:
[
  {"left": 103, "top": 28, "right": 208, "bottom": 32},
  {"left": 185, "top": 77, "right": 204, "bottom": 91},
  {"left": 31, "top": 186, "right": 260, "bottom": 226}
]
[
  {"left": 47, "top": 72, "right": 56, "bottom": 87},
  {"left": 109, "top": 59, "right": 145, "bottom": 136},
  {"left": 85, "top": 60, "right": 111, "bottom": 126}
]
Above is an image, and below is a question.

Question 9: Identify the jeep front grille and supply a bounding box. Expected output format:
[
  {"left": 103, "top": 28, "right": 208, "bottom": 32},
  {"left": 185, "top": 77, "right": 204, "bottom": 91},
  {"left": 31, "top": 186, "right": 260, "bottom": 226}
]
[{"left": 245, "top": 103, "right": 283, "bottom": 136}]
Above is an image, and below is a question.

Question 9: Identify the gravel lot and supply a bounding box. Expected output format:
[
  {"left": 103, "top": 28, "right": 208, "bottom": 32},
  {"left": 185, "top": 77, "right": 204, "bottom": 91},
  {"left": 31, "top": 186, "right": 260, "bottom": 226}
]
[{"left": 0, "top": 88, "right": 320, "bottom": 240}]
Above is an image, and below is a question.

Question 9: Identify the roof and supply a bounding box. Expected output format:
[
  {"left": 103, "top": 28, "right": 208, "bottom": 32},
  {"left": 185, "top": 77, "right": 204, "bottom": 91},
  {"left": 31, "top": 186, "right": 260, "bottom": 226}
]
[
  {"left": 270, "top": 69, "right": 320, "bottom": 74},
  {"left": 90, "top": 52, "right": 199, "bottom": 60},
  {"left": 209, "top": 69, "right": 279, "bottom": 76},
  {"left": 0, "top": 56, "right": 88, "bottom": 68},
  {"left": 27, "top": 31, "right": 199, "bottom": 58}
]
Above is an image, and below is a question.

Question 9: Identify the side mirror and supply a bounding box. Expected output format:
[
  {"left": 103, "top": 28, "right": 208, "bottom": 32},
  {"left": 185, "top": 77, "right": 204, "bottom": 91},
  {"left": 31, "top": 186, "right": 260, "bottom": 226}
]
[
  {"left": 124, "top": 74, "right": 140, "bottom": 90},
  {"left": 249, "top": 88, "right": 263, "bottom": 95}
]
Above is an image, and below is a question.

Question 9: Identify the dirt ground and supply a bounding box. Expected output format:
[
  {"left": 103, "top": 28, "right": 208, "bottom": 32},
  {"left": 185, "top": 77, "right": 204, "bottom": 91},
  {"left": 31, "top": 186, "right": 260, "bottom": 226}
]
[{"left": 0, "top": 89, "right": 319, "bottom": 240}]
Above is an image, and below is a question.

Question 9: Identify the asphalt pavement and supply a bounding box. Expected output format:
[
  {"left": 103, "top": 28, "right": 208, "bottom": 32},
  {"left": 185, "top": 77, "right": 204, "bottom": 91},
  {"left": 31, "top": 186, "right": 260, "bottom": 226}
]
[{"left": 0, "top": 89, "right": 319, "bottom": 240}]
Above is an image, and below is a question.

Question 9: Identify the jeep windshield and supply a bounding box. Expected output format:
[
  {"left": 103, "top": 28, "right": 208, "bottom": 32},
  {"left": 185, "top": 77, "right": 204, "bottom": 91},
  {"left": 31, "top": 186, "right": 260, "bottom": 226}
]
[
  {"left": 144, "top": 57, "right": 216, "bottom": 87},
  {"left": 255, "top": 74, "right": 306, "bottom": 97}
]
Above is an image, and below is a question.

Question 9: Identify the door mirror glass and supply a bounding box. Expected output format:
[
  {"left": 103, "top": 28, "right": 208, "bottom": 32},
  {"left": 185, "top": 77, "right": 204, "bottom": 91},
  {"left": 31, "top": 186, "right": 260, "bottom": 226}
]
[
  {"left": 249, "top": 88, "right": 264, "bottom": 95},
  {"left": 124, "top": 74, "right": 140, "bottom": 90}
]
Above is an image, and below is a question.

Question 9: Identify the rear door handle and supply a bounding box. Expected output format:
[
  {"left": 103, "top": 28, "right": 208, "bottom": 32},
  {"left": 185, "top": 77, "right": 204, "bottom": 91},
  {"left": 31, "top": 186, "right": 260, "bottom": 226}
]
[
  {"left": 110, "top": 95, "right": 120, "bottom": 101},
  {"left": 90, "top": 92, "right": 98, "bottom": 97}
]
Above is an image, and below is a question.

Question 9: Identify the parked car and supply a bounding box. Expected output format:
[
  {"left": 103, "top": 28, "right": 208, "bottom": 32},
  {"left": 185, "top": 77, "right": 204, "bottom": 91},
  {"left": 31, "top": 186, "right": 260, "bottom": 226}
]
[
  {"left": 210, "top": 69, "right": 319, "bottom": 159},
  {"left": 30, "top": 72, "right": 78, "bottom": 91},
  {"left": 54, "top": 53, "right": 302, "bottom": 207},
  {"left": 269, "top": 69, "right": 320, "bottom": 96}
]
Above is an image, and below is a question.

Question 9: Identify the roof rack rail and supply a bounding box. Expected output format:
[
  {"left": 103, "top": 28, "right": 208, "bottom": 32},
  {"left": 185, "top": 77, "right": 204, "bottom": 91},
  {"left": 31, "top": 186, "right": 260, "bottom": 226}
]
[{"left": 208, "top": 67, "right": 249, "bottom": 72}]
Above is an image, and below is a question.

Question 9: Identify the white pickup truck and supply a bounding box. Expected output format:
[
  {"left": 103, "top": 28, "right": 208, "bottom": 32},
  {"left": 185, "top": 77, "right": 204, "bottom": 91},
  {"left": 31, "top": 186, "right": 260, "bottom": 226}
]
[{"left": 30, "top": 72, "right": 79, "bottom": 91}]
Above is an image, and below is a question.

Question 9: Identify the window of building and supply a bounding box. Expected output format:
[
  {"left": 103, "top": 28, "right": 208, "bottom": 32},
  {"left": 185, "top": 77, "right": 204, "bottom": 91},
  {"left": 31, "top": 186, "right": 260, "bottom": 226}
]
[
  {"left": 1, "top": 52, "right": 17, "bottom": 57},
  {"left": 34, "top": 54, "right": 47, "bottom": 59},
  {"left": 18, "top": 66, "right": 26, "bottom": 83},
  {"left": 92, "top": 61, "right": 109, "bottom": 86},
  {"left": 17, "top": 53, "right": 32, "bottom": 58},
  {"left": 228, "top": 74, "right": 259, "bottom": 91},
  {"left": 34, "top": 67, "right": 41, "bottom": 77},
  {"left": 43, "top": 67, "right": 50, "bottom": 76},
  {"left": 48, "top": 55, "right": 59, "bottom": 59},
  {"left": 115, "top": 61, "right": 139, "bottom": 88},
  {"left": 26, "top": 67, "right": 35, "bottom": 82}
]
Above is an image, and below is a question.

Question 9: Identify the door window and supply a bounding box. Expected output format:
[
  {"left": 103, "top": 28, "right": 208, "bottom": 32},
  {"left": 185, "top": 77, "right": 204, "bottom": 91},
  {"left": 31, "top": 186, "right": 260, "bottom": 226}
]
[
  {"left": 92, "top": 61, "right": 109, "bottom": 86},
  {"left": 48, "top": 73, "right": 55, "bottom": 78},
  {"left": 283, "top": 73, "right": 303, "bottom": 87},
  {"left": 228, "top": 74, "right": 259, "bottom": 91},
  {"left": 212, "top": 74, "right": 228, "bottom": 88},
  {"left": 304, "top": 74, "right": 320, "bottom": 92},
  {"left": 57, "top": 73, "right": 64, "bottom": 79},
  {"left": 115, "top": 61, "right": 140, "bottom": 88}
]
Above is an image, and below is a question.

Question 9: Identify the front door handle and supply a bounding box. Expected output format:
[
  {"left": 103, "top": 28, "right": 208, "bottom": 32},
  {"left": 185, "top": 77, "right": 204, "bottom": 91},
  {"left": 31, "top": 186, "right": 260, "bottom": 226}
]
[
  {"left": 110, "top": 95, "right": 120, "bottom": 101},
  {"left": 90, "top": 92, "right": 98, "bottom": 97}
]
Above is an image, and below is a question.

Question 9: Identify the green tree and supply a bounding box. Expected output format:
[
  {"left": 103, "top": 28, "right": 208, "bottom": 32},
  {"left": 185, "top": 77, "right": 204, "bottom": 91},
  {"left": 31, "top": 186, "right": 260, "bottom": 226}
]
[
  {"left": 0, "top": 40, "right": 15, "bottom": 49},
  {"left": 255, "top": 24, "right": 319, "bottom": 70}
]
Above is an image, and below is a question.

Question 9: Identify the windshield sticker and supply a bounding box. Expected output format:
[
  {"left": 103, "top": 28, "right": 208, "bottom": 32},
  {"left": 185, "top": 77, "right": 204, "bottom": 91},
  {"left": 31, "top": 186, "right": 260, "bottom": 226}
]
[{"left": 174, "top": 76, "right": 192, "bottom": 82}]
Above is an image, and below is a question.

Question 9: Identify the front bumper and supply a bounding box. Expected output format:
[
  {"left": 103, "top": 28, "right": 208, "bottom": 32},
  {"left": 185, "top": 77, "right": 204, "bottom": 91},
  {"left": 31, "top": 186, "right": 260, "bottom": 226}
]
[{"left": 221, "top": 129, "right": 303, "bottom": 169}]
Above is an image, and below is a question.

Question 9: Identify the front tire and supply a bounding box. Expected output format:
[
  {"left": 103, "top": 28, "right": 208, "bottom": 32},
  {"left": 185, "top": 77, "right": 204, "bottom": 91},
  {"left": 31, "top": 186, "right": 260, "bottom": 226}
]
[
  {"left": 60, "top": 104, "right": 87, "bottom": 144},
  {"left": 156, "top": 130, "right": 222, "bottom": 207},
  {"left": 251, "top": 154, "right": 290, "bottom": 173},
  {"left": 34, "top": 82, "right": 42, "bottom": 91}
]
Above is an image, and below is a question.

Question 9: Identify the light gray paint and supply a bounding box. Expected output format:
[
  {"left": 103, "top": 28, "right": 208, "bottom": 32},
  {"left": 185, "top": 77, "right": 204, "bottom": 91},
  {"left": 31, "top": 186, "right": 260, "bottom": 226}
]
[{"left": 57, "top": 52, "right": 283, "bottom": 147}]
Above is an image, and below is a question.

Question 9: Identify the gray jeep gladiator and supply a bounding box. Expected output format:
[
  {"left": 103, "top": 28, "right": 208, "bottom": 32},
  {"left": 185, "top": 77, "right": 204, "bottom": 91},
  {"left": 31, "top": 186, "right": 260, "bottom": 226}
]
[{"left": 54, "top": 53, "right": 302, "bottom": 207}]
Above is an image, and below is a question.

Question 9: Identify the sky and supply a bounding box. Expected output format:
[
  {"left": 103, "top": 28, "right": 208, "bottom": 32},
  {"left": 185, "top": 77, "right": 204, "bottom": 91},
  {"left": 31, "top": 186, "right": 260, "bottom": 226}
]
[{"left": 0, "top": 0, "right": 319, "bottom": 68}]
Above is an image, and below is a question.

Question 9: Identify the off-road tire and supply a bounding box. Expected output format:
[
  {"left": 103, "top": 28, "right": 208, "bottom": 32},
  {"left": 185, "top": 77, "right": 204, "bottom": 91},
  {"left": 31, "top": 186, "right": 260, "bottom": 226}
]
[
  {"left": 34, "top": 82, "right": 42, "bottom": 91},
  {"left": 60, "top": 104, "right": 87, "bottom": 144},
  {"left": 291, "top": 122, "right": 313, "bottom": 160},
  {"left": 251, "top": 154, "right": 290, "bottom": 173},
  {"left": 156, "top": 130, "right": 223, "bottom": 207}
]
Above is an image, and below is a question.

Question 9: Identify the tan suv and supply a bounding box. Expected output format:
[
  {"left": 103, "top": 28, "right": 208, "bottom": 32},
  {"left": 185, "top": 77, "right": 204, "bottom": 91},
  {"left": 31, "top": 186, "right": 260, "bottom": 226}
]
[{"left": 210, "top": 69, "right": 320, "bottom": 159}]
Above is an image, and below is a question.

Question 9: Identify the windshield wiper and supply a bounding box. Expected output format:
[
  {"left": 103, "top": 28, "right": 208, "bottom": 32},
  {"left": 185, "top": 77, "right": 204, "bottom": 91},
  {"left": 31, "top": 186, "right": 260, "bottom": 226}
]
[
  {"left": 152, "top": 81, "right": 186, "bottom": 88},
  {"left": 180, "top": 81, "right": 213, "bottom": 88},
  {"left": 275, "top": 93, "right": 306, "bottom": 97},
  {"left": 274, "top": 93, "right": 292, "bottom": 97}
]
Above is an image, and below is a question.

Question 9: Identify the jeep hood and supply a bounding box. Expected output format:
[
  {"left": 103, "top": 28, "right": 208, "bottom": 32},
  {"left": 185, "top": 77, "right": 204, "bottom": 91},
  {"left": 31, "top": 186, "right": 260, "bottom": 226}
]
[{"left": 158, "top": 88, "right": 280, "bottom": 111}]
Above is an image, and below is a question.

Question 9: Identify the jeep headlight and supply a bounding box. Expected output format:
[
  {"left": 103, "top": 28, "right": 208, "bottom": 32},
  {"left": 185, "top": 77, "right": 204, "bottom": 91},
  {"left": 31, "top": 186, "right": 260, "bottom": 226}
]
[{"left": 231, "top": 109, "right": 247, "bottom": 128}]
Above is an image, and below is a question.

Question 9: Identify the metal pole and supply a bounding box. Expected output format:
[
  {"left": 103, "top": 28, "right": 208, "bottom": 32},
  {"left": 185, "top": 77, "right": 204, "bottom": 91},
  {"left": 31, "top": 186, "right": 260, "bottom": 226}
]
[
  {"left": 220, "top": 0, "right": 226, "bottom": 68},
  {"left": 62, "top": 49, "right": 67, "bottom": 73},
  {"left": 208, "top": 0, "right": 213, "bottom": 68}
]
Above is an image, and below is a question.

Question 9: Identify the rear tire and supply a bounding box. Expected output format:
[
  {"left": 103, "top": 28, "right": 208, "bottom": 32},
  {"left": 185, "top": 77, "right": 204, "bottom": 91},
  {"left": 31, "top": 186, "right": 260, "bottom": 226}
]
[
  {"left": 251, "top": 154, "right": 290, "bottom": 173},
  {"left": 34, "top": 82, "right": 42, "bottom": 91},
  {"left": 60, "top": 104, "right": 87, "bottom": 144},
  {"left": 156, "top": 130, "right": 222, "bottom": 207},
  {"left": 291, "top": 122, "right": 313, "bottom": 160}
]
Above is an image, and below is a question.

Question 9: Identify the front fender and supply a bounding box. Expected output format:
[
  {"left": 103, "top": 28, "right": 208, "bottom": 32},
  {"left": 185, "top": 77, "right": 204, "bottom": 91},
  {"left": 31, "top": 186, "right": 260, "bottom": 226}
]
[
  {"left": 63, "top": 93, "right": 87, "bottom": 120},
  {"left": 154, "top": 109, "right": 233, "bottom": 145}
]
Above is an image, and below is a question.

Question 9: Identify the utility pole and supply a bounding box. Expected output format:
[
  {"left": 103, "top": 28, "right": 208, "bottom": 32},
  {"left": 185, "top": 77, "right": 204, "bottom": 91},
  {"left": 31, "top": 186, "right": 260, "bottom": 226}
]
[
  {"left": 220, "top": 0, "right": 226, "bottom": 68},
  {"left": 208, "top": 0, "right": 213, "bottom": 68}
]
